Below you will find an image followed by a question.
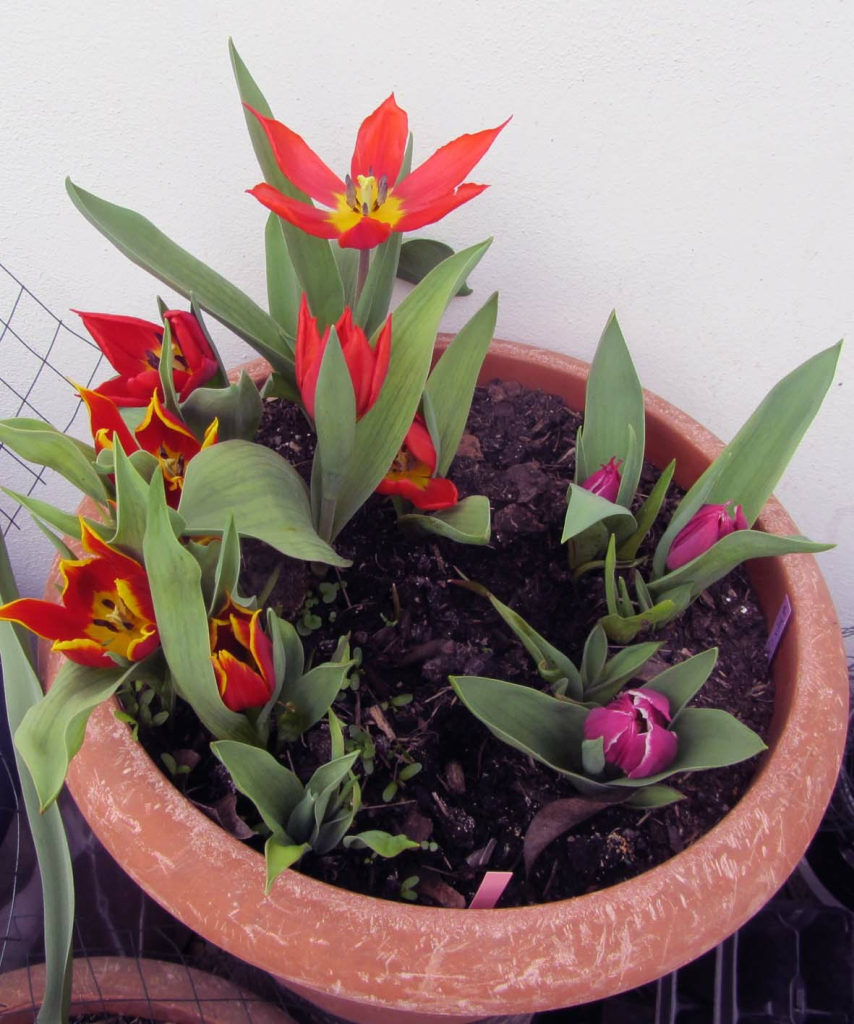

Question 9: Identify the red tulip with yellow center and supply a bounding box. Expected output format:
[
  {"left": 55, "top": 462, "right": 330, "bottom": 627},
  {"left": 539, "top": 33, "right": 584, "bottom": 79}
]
[
  {"left": 247, "top": 95, "right": 509, "bottom": 249},
  {"left": 78, "top": 386, "right": 218, "bottom": 508},
  {"left": 75, "top": 308, "right": 219, "bottom": 407},
  {"left": 209, "top": 595, "right": 276, "bottom": 712},
  {"left": 296, "top": 294, "right": 391, "bottom": 420},
  {"left": 0, "top": 519, "right": 158, "bottom": 669},
  {"left": 376, "top": 416, "right": 459, "bottom": 511}
]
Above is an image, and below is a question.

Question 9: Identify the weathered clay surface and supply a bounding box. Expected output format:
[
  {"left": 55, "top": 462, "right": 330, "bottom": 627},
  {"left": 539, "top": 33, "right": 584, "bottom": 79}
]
[
  {"left": 0, "top": 956, "right": 294, "bottom": 1023},
  {"left": 42, "top": 340, "right": 848, "bottom": 1023}
]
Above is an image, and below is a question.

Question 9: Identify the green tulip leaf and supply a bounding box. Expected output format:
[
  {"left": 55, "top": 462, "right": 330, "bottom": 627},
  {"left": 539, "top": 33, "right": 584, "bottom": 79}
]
[
  {"left": 398, "top": 495, "right": 492, "bottom": 546},
  {"left": 265, "top": 836, "right": 311, "bottom": 892},
  {"left": 278, "top": 658, "right": 354, "bottom": 743},
  {"left": 209, "top": 514, "right": 241, "bottom": 617},
  {"left": 66, "top": 178, "right": 293, "bottom": 374},
  {"left": 109, "top": 442, "right": 150, "bottom": 560},
  {"left": 562, "top": 483, "right": 636, "bottom": 545},
  {"left": 617, "top": 460, "right": 676, "bottom": 561},
  {"left": 179, "top": 440, "right": 349, "bottom": 566},
  {"left": 286, "top": 752, "right": 360, "bottom": 843},
  {"left": 579, "top": 624, "right": 608, "bottom": 689},
  {"left": 144, "top": 473, "right": 256, "bottom": 744},
  {"left": 229, "top": 38, "right": 344, "bottom": 331},
  {"left": 343, "top": 831, "right": 421, "bottom": 857},
  {"left": 180, "top": 372, "right": 263, "bottom": 443},
  {"left": 599, "top": 587, "right": 692, "bottom": 644},
  {"left": 397, "top": 238, "right": 474, "bottom": 296},
  {"left": 653, "top": 341, "right": 842, "bottom": 576},
  {"left": 1, "top": 488, "right": 108, "bottom": 543},
  {"left": 331, "top": 239, "right": 493, "bottom": 537},
  {"left": 265, "top": 213, "right": 301, "bottom": 337},
  {"left": 624, "top": 785, "right": 685, "bottom": 808},
  {"left": 642, "top": 648, "right": 718, "bottom": 723},
  {"left": 0, "top": 419, "right": 105, "bottom": 503},
  {"left": 585, "top": 640, "right": 662, "bottom": 704},
  {"left": 425, "top": 292, "right": 499, "bottom": 476}
]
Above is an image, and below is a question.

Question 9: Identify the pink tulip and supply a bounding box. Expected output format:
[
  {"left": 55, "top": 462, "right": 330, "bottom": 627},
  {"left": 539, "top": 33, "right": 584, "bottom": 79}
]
[
  {"left": 584, "top": 688, "right": 678, "bottom": 779},
  {"left": 581, "top": 456, "right": 623, "bottom": 503},
  {"left": 666, "top": 501, "right": 749, "bottom": 571}
]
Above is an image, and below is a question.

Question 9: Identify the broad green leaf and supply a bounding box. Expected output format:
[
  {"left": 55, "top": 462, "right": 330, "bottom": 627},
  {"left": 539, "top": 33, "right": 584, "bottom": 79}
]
[
  {"left": 0, "top": 535, "right": 74, "bottom": 1024},
  {"left": 181, "top": 372, "right": 263, "bottom": 443},
  {"left": 265, "top": 836, "right": 310, "bottom": 892},
  {"left": 270, "top": 611, "right": 305, "bottom": 696},
  {"left": 286, "top": 752, "right": 360, "bottom": 842},
  {"left": 31, "top": 517, "right": 77, "bottom": 561},
  {"left": 585, "top": 640, "right": 661, "bottom": 704},
  {"left": 1, "top": 488, "right": 108, "bottom": 542},
  {"left": 343, "top": 831, "right": 421, "bottom": 857},
  {"left": 581, "top": 311, "right": 645, "bottom": 504},
  {"left": 580, "top": 625, "right": 608, "bottom": 689},
  {"left": 599, "top": 587, "right": 692, "bottom": 644},
  {"left": 451, "top": 676, "right": 587, "bottom": 775},
  {"left": 424, "top": 292, "right": 499, "bottom": 476},
  {"left": 562, "top": 483, "right": 636, "bottom": 545},
  {"left": 615, "top": 424, "right": 643, "bottom": 512},
  {"left": 179, "top": 440, "right": 349, "bottom": 566},
  {"left": 603, "top": 533, "right": 618, "bottom": 615},
  {"left": 643, "top": 648, "right": 718, "bottom": 722},
  {"left": 311, "top": 329, "right": 356, "bottom": 540},
  {"left": 144, "top": 473, "right": 256, "bottom": 743},
  {"left": 625, "top": 785, "right": 685, "bottom": 808},
  {"left": 229, "top": 39, "right": 344, "bottom": 330},
  {"left": 331, "top": 239, "right": 492, "bottom": 536},
  {"left": 609, "top": 708, "right": 767, "bottom": 787},
  {"left": 653, "top": 342, "right": 841, "bottom": 574},
  {"left": 457, "top": 580, "right": 581, "bottom": 696},
  {"left": 649, "top": 530, "right": 834, "bottom": 602},
  {"left": 211, "top": 739, "right": 305, "bottom": 840},
  {"left": 617, "top": 460, "right": 676, "bottom": 561},
  {"left": 398, "top": 495, "right": 492, "bottom": 546},
  {"left": 278, "top": 659, "right": 354, "bottom": 742},
  {"left": 581, "top": 736, "right": 606, "bottom": 776},
  {"left": 265, "top": 213, "right": 301, "bottom": 338},
  {"left": 355, "top": 134, "right": 414, "bottom": 336},
  {"left": 109, "top": 442, "right": 149, "bottom": 559},
  {"left": 397, "top": 239, "right": 474, "bottom": 296},
  {"left": 66, "top": 178, "right": 293, "bottom": 374},
  {"left": 14, "top": 658, "right": 128, "bottom": 810},
  {"left": 210, "top": 514, "right": 241, "bottom": 616},
  {"left": 0, "top": 419, "right": 105, "bottom": 503}
]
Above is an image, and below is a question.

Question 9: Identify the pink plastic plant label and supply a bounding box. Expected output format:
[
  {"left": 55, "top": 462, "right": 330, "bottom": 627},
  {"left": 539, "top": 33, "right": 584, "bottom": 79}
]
[
  {"left": 765, "top": 595, "right": 793, "bottom": 664},
  {"left": 468, "top": 871, "right": 513, "bottom": 909}
]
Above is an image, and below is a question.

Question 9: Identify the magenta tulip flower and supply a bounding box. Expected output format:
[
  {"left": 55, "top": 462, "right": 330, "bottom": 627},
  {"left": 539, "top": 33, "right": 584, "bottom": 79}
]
[
  {"left": 581, "top": 456, "right": 623, "bottom": 502},
  {"left": 666, "top": 501, "right": 749, "bottom": 571},
  {"left": 584, "top": 688, "right": 678, "bottom": 779}
]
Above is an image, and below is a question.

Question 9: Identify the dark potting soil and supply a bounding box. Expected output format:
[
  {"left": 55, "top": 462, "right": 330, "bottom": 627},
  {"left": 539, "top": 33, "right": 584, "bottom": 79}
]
[{"left": 140, "top": 380, "right": 774, "bottom": 909}]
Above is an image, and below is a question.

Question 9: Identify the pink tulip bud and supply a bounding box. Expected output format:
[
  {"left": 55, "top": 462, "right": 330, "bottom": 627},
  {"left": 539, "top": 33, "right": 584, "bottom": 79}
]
[
  {"left": 584, "top": 688, "right": 678, "bottom": 779},
  {"left": 581, "top": 456, "right": 623, "bottom": 503},
  {"left": 666, "top": 501, "right": 749, "bottom": 571}
]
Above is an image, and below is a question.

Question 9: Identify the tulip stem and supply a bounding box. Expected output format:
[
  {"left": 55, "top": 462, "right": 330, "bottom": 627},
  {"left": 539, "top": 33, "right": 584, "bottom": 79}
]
[{"left": 356, "top": 249, "right": 370, "bottom": 303}]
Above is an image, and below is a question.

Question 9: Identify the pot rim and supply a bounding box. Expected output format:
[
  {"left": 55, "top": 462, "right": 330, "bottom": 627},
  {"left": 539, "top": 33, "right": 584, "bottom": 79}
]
[{"left": 43, "top": 338, "right": 848, "bottom": 1019}]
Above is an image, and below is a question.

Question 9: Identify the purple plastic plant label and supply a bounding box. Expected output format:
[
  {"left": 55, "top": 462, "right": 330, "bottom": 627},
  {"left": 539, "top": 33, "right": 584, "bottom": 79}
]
[
  {"left": 765, "top": 595, "right": 793, "bottom": 664},
  {"left": 468, "top": 871, "right": 513, "bottom": 909}
]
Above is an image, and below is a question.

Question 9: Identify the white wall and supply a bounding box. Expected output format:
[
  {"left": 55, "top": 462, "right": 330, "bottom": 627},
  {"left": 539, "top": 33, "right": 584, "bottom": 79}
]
[{"left": 1, "top": 1, "right": 852, "bottom": 648}]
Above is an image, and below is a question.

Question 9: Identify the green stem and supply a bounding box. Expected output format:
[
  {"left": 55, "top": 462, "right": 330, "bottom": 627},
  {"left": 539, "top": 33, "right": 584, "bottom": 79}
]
[{"left": 355, "top": 248, "right": 370, "bottom": 303}]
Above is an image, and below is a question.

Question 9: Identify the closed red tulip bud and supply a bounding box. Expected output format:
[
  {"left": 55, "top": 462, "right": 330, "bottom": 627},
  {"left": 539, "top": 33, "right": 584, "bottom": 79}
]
[
  {"left": 666, "top": 501, "right": 749, "bottom": 571},
  {"left": 581, "top": 456, "right": 623, "bottom": 503},
  {"left": 584, "top": 688, "right": 678, "bottom": 779}
]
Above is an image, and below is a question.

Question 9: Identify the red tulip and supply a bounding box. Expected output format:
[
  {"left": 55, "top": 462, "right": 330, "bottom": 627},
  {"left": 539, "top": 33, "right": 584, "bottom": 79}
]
[
  {"left": 375, "top": 416, "right": 458, "bottom": 511},
  {"left": 209, "top": 596, "right": 275, "bottom": 712},
  {"left": 581, "top": 456, "right": 623, "bottom": 503},
  {"left": 0, "top": 519, "right": 158, "bottom": 669},
  {"left": 78, "top": 386, "right": 218, "bottom": 508},
  {"left": 666, "top": 501, "right": 750, "bottom": 571},
  {"left": 247, "top": 94, "right": 509, "bottom": 249},
  {"left": 75, "top": 309, "right": 218, "bottom": 407},
  {"left": 584, "top": 688, "right": 678, "bottom": 779},
  {"left": 296, "top": 295, "right": 391, "bottom": 420}
]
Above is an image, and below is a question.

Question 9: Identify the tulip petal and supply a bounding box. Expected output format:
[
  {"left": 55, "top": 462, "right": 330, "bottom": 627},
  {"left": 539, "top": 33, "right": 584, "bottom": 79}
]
[
  {"left": 77, "top": 384, "right": 138, "bottom": 454},
  {"left": 94, "top": 370, "right": 188, "bottom": 408},
  {"left": 245, "top": 105, "right": 345, "bottom": 206},
  {"left": 584, "top": 705, "right": 632, "bottom": 754},
  {"left": 163, "top": 311, "right": 217, "bottom": 378},
  {"left": 336, "top": 216, "right": 393, "bottom": 250},
  {"left": 214, "top": 649, "right": 272, "bottom": 712},
  {"left": 0, "top": 597, "right": 88, "bottom": 643},
  {"left": 351, "top": 94, "right": 409, "bottom": 186},
  {"left": 626, "top": 687, "right": 672, "bottom": 721},
  {"left": 74, "top": 311, "right": 163, "bottom": 376},
  {"left": 628, "top": 727, "right": 678, "bottom": 779},
  {"left": 135, "top": 391, "right": 201, "bottom": 459},
  {"left": 395, "top": 118, "right": 510, "bottom": 206},
  {"left": 248, "top": 184, "right": 341, "bottom": 240},
  {"left": 52, "top": 637, "right": 116, "bottom": 669},
  {"left": 403, "top": 417, "right": 438, "bottom": 474},
  {"left": 395, "top": 182, "right": 489, "bottom": 233},
  {"left": 376, "top": 472, "right": 459, "bottom": 511}
]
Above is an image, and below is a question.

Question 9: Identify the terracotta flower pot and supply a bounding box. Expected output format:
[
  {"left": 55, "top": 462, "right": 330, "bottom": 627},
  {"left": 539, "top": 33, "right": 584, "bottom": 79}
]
[
  {"left": 0, "top": 956, "right": 295, "bottom": 1023},
  {"left": 39, "top": 340, "right": 847, "bottom": 1023}
]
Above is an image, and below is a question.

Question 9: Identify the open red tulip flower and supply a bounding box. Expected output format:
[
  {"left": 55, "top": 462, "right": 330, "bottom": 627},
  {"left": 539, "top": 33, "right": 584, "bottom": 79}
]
[
  {"left": 209, "top": 595, "right": 276, "bottom": 712},
  {"left": 0, "top": 519, "right": 158, "bottom": 669},
  {"left": 296, "top": 295, "right": 391, "bottom": 419},
  {"left": 247, "top": 95, "right": 509, "bottom": 249},
  {"left": 78, "top": 385, "right": 218, "bottom": 508},
  {"left": 376, "top": 416, "right": 458, "bottom": 511},
  {"left": 76, "top": 309, "right": 219, "bottom": 407}
]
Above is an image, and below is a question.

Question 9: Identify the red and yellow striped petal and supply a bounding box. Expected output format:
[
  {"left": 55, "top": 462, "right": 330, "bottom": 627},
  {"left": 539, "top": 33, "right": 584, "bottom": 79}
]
[
  {"left": 351, "top": 94, "right": 409, "bottom": 186},
  {"left": 79, "top": 519, "right": 147, "bottom": 579},
  {"left": 53, "top": 637, "right": 117, "bottom": 669},
  {"left": 77, "top": 384, "right": 138, "bottom": 454},
  {"left": 213, "top": 649, "right": 273, "bottom": 712},
  {"left": 248, "top": 184, "right": 341, "bottom": 240},
  {"left": 245, "top": 105, "right": 345, "bottom": 206},
  {"left": 395, "top": 118, "right": 510, "bottom": 206},
  {"left": 395, "top": 182, "right": 489, "bottom": 233},
  {"left": 135, "top": 392, "right": 201, "bottom": 461},
  {"left": 0, "top": 597, "right": 89, "bottom": 642}
]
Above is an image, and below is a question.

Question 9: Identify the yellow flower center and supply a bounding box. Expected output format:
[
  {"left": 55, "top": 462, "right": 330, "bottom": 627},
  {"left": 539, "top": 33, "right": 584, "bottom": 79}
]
[
  {"left": 87, "top": 584, "right": 154, "bottom": 659},
  {"left": 328, "top": 171, "right": 404, "bottom": 233},
  {"left": 157, "top": 443, "right": 187, "bottom": 489}
]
